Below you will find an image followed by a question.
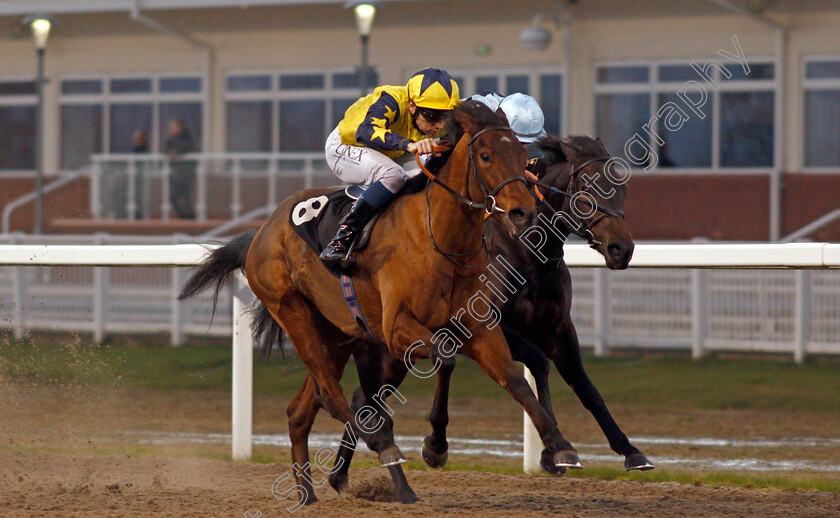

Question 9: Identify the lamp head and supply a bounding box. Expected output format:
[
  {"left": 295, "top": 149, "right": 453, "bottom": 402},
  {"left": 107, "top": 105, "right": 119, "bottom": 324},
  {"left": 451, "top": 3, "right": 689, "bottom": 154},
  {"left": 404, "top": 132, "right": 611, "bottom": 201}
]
[
  {"left": 345, "top": 2, "right": 382, "bottom": 37},
  {"left": 519, "top": 26, "right": 552, "bottom": 50},
  {"left": 23, "top": 15, "right": 55, "bottom": 50}
]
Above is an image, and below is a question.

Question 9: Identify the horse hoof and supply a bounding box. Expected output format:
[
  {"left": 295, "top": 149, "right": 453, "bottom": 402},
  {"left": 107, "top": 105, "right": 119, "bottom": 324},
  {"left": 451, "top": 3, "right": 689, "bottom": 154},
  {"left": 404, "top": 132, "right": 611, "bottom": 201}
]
[
  {"left": 540, "top": 448, "right": 567, "bottom": 475},
  {"left": 303, "top": 493, "right": 319, "bottom": 506},
  {"left": 421, "top": 436, "right": 448, "bottom": 468},
  {"left": 554, "top": 449, "right": 583, "bottom": 469},
  {"left": 328, "top": 472, "right": 349, "bottom": 494},
  {"left": 625, "top": 452, "right": 655, "bottom": 471},
  {"left": 398, "top": 489, "right": 420, "bottom": 504},
  {"left": 379, "top": 445, "right": 407, "bottom": 467}
]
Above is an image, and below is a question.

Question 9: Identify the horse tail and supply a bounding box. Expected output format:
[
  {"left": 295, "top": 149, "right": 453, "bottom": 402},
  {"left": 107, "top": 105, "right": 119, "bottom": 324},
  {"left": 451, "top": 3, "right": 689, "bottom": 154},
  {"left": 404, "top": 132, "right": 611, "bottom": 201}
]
[
  {"left": 177, "top": 230, "right": 257, "bottom": 316},
  {"left": 250, "top": 302, "right": 286, "bottom": 360}
]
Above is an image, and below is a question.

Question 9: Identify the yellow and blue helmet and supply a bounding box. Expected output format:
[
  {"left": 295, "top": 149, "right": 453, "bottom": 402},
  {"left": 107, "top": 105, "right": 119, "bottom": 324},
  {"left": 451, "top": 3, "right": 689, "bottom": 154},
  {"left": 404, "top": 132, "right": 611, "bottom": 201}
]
[{"left": 406, "top": 68, "right": 460, "bottom": 111}]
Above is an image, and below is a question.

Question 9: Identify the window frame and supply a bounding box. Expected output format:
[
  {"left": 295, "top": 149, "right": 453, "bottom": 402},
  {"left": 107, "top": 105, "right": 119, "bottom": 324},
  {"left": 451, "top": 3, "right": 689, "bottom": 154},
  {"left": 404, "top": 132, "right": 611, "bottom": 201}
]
[
  {"left": 438, "top": 66, "right": 565, "bottom": 136},
  {"left": 224, "top": 67, "right": 374, "bottom": 153},
  {"left": 593, "top": 57, "right": 778, "bottom": 175},
  {"left": 58, "top": 71, "right": 206, "bottom": 172},
  {"left": 801, "top": 55, "right": 840, "bottom": 173},
  {"left": 0, "top": 75, "right": 38, "bottom": 175}
]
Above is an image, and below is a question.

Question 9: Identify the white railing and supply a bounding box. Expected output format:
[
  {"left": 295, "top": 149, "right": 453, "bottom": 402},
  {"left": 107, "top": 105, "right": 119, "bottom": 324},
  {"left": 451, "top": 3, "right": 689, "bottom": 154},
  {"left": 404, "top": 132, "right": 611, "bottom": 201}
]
[
  {"left": 89, "top": 152, "right": 333, "bottom": 221},
  {"left": 0, "top": 243, "right": 838, "bottom": 463}
]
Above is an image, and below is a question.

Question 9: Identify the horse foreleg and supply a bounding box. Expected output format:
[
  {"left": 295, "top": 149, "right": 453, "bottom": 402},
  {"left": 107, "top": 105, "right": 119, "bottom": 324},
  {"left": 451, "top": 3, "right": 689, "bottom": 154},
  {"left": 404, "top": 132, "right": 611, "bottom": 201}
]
[
  {"left": 422, "top": 351, "right": 455, "bottom": 469},
  {"left": 462, "top": 335, "right": 582, "bottom": 470},
  {"left": 502, "top": 323, "right": 566, "bottom": 475},
  {"left": 553, "top": 320, "right": 654, "bottom": 471}
]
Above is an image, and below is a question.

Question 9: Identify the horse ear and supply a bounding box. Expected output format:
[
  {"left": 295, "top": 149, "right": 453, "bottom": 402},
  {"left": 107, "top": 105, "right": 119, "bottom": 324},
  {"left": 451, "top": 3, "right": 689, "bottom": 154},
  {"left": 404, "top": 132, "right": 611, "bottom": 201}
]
[
  {"left": 595, "top": 136, "right": 609, "bottom": 154},
  {"left": 559, "top": 138, "right": 582, "bottom": 163},
  {"left": 455, "top": 102, "right": 481, "bottom": 136},
  {"left": 495, "top": 106, "right": 510, "bottom": 127},
  {"left": 441, "top": 115, "right": 462, "bottom": 147}
]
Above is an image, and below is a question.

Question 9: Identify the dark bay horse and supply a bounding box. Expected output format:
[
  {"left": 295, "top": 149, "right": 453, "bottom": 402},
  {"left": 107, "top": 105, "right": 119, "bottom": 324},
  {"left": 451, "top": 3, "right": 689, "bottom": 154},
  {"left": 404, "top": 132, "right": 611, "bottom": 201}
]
[
  {"left": 180, "top": 101, "right": 587, "bottom": 504},
  {"left": 324, "top": 134, "right": 653, "bottom": 493}
]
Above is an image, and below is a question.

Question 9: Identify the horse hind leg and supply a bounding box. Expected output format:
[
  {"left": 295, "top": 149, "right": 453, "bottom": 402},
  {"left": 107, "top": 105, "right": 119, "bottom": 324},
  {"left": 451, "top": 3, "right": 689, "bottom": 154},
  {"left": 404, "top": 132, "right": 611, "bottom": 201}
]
[
  {"left": 261, "top": 291, "right": 401, "bottom": 471},
  {"left": 329, "top": 353, "right": 413, "bottom": 502},
  {"left": 351, "top": 346, "right": 418, "bottom": 504},
  {"left": 286, "top": 374, "right": 323, "bottom": 505}
]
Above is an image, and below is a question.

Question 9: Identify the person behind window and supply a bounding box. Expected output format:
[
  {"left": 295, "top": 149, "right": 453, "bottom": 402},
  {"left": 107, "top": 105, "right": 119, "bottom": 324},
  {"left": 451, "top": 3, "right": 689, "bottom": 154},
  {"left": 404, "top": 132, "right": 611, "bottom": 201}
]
[
  {"left": 319, "top": 68, "right": 460, "bottom": 266},
  {"left": 165, "top": 118, "right": 196, "bottom": 219}
]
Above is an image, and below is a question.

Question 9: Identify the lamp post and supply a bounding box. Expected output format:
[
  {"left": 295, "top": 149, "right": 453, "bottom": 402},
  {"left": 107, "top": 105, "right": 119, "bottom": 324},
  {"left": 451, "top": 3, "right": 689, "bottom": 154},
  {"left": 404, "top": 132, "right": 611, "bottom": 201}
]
[
  {"left": 24, "top": 15, "right": 54, "bottom": 234},
  {"left": 346, "top": 2, "right": 381, "bottom": 98}
]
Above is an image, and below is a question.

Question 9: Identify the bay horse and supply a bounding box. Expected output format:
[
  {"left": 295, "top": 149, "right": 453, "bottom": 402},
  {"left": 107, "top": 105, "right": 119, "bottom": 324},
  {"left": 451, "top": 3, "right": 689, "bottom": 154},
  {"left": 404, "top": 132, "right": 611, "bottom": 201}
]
[
  {"left": 323, "top": 134, "right": 653, "bottom": 494},
  {"left": 180, "top": 101, "right": 587, "bottom": 504}
]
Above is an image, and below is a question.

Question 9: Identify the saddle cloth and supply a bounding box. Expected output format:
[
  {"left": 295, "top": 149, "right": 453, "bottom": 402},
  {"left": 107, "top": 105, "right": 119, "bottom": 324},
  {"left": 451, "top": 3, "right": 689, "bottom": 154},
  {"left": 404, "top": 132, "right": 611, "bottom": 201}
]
[{"left": 289, "top": 185, "right": 381, "bottom": 258}]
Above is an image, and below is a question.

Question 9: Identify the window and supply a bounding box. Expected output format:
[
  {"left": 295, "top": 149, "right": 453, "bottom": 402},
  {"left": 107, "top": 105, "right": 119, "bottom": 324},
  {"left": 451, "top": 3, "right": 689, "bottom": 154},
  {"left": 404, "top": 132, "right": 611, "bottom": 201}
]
[
  {"left": 803, "top": 58, "right": 840, "bottom": 168},
  {"left": 0, "top": 79, "right": 37, "bottom": 171},
  {"left": 449, "top": 68, "right": 563, "bottom": 136},
  {"left": 594, "top": 60, "right": 776, "bottom": 170},
  {"left": 225, "top": 69, "right": 377, "bottom": 153},
  {"left": 59, "top": 74, "right": 204, "bottom": 170}
]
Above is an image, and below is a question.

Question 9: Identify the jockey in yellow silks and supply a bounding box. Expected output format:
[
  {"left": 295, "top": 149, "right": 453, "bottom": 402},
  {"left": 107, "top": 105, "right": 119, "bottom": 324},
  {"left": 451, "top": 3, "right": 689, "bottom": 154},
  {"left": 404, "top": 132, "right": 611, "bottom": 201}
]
[{"left": 320, "top": 68, "right": 460, "bottom": 266}]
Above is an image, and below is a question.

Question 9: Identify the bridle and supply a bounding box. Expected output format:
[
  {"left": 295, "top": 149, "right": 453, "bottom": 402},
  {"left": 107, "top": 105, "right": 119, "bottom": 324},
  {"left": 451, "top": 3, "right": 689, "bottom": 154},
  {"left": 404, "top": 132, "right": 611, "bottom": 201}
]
[
  {"left": 524, "top": 156, "right": 625, "bottom": 249},
  {"left": 415, "top": 126, "right": 529, "bottom": 268}
]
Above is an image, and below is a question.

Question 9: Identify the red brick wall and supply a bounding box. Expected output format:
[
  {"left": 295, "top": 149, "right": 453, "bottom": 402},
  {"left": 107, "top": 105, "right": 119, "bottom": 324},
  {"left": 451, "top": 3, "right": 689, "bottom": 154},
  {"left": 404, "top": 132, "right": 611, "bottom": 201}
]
[
  {"left": 0, "top": 177, "right": 91, "bottom": 234},
  {"left": 781, "top": 173, "right": 840, "bottom": 242},
  {"left": 624, "top": 175, "right": 770, "bottom": 241}
]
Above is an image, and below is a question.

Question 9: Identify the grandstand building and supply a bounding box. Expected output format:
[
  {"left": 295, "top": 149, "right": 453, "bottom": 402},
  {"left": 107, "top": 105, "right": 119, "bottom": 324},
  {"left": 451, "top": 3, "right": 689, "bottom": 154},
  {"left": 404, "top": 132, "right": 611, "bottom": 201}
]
[{"left": 0, "top": 0, "right": 838, "bottom": 241}]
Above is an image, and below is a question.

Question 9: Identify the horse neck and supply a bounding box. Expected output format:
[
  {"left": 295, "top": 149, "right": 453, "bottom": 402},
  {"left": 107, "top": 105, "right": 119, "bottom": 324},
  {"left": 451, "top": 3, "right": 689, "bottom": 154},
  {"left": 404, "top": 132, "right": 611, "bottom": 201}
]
[
  {"left": 427, "top": 136, "right": 485, "bottom": 256},
  {"left": 529, "top": 161, "right": 574, "bottom": 257}
]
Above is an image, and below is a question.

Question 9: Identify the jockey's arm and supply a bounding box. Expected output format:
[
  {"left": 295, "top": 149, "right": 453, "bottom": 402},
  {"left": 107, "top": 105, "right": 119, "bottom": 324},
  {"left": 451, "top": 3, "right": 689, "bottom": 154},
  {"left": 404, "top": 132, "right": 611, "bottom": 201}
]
[{"left": 354, "top": 92, "right": 413, "bottom": 153}]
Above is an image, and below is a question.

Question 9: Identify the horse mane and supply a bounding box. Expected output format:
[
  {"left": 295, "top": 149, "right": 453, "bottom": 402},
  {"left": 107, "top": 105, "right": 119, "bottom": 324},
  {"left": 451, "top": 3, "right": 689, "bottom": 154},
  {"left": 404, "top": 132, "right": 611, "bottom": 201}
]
[{"left": 536, "top": 134, "right": 606, "bottom": 166}]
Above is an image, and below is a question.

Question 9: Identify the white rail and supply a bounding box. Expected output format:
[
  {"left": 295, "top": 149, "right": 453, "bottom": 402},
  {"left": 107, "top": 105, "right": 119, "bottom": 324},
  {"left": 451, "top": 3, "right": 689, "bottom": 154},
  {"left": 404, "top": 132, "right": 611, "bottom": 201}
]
[{"left": 0, "top": 243, "right": 837, "bottom": 464}]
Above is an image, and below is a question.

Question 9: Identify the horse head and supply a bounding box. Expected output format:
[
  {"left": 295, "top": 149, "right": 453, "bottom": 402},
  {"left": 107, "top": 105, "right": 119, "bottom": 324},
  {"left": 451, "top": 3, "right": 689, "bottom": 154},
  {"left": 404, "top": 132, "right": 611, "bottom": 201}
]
[
  {"left": 437, "top": 100, "right": 536, "bottom": 235},
  {"left": 537, "top": 135, "right": 634, "bottom": 270}
]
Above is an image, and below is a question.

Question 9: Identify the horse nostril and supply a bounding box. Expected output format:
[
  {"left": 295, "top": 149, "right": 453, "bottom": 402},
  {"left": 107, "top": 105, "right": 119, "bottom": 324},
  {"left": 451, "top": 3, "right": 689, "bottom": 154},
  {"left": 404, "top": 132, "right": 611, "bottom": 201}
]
[
  {"left": 608, "top": 243, "right": 625, "bottom": 260},
  {"left": 508, "top": 208, "right": 534, "bottom": 227}
]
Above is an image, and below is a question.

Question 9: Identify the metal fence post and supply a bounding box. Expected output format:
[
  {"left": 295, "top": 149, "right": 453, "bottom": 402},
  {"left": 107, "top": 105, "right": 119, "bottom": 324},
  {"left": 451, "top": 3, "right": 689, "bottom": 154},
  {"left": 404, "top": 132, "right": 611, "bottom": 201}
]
[
  {"left": 92, "top": 234, "right": 110, "bottom": 343},
  {"left": 691, "top": 269, "right": 707, "bottom": 359},
  {"left": 91, "top": 161, "right": 102, "bottom": 218},
  {"left": 127, "top": 160, "right": 138, "bottom": 221},
  {"left": 268, "top": 158, "right": 278, "bottom": 208},
  {"left": 232, "top": 272, "right": 254, "bottom": 460},
  {"left": 162, "top": 161, "right": 172, "bottom": 221},
  {"left": 197, "top": 158, "right": 208, "bottom": 221},
  {"left": 793, "top": 270, "right": 812, "bottom": 364},
  {"left": 12, "top": 265, "right": 28, "bottom": 341},
  {"left": 231, "top": 158, "right": 242, "bottom": 220},
  {"left": 522, "top": 366, "right": 541, "bottom": 474},
  {"left": 593, "top": 268, "right": 610, "bottom": 356}
]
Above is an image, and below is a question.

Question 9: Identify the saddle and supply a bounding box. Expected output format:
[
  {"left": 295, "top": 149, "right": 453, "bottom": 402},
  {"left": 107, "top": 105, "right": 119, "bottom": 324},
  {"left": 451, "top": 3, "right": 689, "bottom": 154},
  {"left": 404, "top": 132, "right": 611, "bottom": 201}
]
[{"left": 289, "top": 175, "right": 428, "bottom": 276}]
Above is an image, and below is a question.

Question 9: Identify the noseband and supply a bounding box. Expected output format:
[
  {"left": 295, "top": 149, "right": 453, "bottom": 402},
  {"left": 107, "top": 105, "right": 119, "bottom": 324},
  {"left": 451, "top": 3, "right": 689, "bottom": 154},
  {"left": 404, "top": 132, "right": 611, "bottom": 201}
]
[{"left": 524, "top": 156, "right": 625, "bottom": 249}]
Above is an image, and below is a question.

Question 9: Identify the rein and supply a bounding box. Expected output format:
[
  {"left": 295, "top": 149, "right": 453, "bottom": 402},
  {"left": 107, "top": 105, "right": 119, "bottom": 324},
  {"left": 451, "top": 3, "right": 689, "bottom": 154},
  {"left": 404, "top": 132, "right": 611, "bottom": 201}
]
[
  {"left": 415, "top": 126, "right": 528, "bottom": 268},
  {"left": 523, "top": 156, "right": 625, "bottom": 249}
]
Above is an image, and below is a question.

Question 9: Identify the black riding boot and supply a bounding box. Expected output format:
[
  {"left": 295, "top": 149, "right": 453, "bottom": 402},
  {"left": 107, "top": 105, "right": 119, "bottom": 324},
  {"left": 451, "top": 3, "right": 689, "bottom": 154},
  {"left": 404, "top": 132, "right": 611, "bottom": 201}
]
[{"left": 319, "top": 198, "right": 380, "bottom": 267}]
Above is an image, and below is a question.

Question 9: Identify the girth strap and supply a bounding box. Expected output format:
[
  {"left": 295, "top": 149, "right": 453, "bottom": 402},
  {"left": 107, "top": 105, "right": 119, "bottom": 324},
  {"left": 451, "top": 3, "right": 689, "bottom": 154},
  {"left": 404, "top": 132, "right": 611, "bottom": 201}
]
[{"left": 340, "top": 273, "right": 376, "bottom": 337}]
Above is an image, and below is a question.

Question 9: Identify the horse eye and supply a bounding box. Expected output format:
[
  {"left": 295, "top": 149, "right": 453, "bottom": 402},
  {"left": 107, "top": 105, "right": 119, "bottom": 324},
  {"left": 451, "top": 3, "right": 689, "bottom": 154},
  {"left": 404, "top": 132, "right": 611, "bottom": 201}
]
[{"left": 480, "top": 153, "right": 491, "bottom": 162}]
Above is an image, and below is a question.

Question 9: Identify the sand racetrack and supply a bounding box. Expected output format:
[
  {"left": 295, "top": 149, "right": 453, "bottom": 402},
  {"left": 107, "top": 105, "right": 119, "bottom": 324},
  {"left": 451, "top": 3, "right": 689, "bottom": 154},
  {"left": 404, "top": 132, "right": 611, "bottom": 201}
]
[{"left": 3, "top": 450, "right": 839, "bottom": 518}]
